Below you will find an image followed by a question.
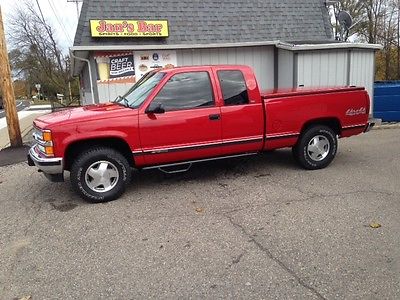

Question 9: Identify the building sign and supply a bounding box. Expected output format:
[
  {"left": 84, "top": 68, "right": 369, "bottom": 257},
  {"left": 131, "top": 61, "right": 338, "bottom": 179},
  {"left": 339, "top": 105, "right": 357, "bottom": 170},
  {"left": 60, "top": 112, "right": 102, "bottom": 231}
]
[
  {"left": 109, "top": 54, "right": 135, "bottom": 78},
  {"left": 134, "top": 50, "right": 177, "bottom": 78},
  {"left": 90, "top": 20, "right": 169, "bottom": 37}
]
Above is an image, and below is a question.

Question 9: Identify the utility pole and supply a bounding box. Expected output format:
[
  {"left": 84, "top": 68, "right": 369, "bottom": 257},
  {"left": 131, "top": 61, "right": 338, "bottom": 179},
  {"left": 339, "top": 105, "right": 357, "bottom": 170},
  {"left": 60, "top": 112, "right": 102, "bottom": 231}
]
[{"left": 0, "top": 6, "right": 22, "bottom": 147}]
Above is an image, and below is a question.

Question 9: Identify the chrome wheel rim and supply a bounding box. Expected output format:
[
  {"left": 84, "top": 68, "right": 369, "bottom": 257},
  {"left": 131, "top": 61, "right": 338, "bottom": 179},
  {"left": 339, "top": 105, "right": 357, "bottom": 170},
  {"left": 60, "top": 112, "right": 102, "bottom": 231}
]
[
  {"left": 85, "top": 161, "right": 119, "bottom": 193},
  {"left": 307, "top": 135, "right": 330, "bottom": 162}
]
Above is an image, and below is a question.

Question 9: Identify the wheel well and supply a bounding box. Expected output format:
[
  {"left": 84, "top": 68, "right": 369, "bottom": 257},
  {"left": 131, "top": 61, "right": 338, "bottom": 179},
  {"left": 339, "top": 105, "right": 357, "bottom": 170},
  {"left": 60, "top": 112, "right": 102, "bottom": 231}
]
[
  {"left": 64, "top": 137, "right": 134, "bottom": 171},
  {"left": 301, "top": 118, "right": 341, "bottom": 136}
]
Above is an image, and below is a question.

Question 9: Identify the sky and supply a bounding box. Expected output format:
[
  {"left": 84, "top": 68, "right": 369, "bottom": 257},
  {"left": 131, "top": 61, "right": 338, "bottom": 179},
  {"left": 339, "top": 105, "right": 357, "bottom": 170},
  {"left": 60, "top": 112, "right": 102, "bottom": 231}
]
[{"left": 0, "top": 0, "right": 82, "bottom": 51}]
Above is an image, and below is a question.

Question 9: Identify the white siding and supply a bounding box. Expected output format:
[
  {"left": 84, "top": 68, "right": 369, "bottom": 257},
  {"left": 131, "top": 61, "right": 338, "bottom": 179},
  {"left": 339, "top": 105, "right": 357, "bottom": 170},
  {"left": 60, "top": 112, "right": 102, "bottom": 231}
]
[
  {"left": 278, "top": 49, "right": 294, "bottom": 88},
  {"left": 297, "top": 51, "right": 348, "bottom": 88},
  {"left": 97, "top": 83, "right": 132, "bottom": 103},
  {"left": 177, "top": 46, "right": 275, "bottom": 90},
  {"left": 350, "top": 50, "right": 375, "bottom": 104}
]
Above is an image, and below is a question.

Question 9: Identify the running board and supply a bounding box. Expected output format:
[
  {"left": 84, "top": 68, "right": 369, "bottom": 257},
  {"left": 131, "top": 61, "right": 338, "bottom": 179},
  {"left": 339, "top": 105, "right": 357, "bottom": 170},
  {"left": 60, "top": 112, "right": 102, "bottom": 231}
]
[
  {"left": 158, "top": 164, "right": 192, "bottom": 174},
  {"left": 142, "top": 152, "right": 258, "bottom": 173}
]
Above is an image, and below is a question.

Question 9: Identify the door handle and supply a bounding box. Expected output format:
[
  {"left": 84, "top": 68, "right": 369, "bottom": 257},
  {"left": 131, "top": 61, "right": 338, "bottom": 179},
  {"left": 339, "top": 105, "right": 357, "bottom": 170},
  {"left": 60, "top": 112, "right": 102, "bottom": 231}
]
[{"left": 209, "top": 114, "right": 221, "bottom": 121}]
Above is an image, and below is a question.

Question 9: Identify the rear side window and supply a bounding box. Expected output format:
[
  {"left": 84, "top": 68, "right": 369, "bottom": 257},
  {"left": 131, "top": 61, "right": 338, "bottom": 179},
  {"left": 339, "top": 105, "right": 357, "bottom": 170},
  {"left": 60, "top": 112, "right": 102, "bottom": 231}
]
[
  {"left": 152, "top": 72, "right": 214, "bottom": 111},
  {"left": 218, "top": 70, "right": 249, "bottom": 106}
]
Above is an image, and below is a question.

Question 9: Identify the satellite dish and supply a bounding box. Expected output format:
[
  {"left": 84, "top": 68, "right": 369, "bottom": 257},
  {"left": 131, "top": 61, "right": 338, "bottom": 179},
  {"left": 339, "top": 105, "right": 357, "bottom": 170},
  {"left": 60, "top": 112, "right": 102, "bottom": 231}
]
[{"left": 338, "top": 11, "right": 353, "bottom": 30}]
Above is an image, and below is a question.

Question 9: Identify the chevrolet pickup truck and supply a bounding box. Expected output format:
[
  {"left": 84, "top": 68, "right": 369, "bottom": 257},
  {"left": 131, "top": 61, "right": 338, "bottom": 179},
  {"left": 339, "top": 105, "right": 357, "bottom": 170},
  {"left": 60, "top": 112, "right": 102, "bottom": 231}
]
[{"left": 28, "top": 65, "right": 377, "bottom": 202}]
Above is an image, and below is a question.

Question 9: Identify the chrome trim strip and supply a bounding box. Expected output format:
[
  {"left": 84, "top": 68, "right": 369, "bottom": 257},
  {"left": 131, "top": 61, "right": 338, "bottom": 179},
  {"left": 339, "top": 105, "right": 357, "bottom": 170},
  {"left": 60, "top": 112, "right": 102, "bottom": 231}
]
[
  {"left": 342, "top": 124, "right": 367, "bottom": 130},
  {"left": 142, "top": 152, "right": 257, "bottom": 170},
  {"left": 222, "top": 136, "right": 264, "bottom": 144},
  {"left": 34, "top": 139, "right": 53, "bottom": 147},
  {"left": 266, "top": 133, "right": 300, "bottom": 140},
  {"left": 133, "top": 136, "right": 264, "bottom": 156}
]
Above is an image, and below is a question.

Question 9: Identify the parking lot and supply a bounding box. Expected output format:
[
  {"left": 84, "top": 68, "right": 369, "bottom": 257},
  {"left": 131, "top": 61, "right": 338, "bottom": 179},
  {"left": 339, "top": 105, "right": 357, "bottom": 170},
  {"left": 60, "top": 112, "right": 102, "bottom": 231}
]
[{"left": 1, "top": 128, "right": 399, "bottom": 299}]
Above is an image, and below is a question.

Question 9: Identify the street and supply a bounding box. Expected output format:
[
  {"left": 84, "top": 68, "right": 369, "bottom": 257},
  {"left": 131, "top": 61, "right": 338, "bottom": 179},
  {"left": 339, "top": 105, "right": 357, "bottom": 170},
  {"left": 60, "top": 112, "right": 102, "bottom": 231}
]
[
  {"left": 0, "top": 128, "right": 399, "bottom": 299},
  {"left": 0, "top": 100, "right": 30, "bottom": 119}
]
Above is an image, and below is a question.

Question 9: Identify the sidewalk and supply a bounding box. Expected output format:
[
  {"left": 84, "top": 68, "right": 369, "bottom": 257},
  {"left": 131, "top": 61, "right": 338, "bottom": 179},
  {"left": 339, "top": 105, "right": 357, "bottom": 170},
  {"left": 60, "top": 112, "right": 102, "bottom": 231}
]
[
  {"left": 374, "top": 122, "right": 400, "bottom": 130},
  {"left": 0, "top": 111, "right": 48, "bottom": 149},
  {"left": 0, "top": 111, "right": 50, "bottom": 167}
]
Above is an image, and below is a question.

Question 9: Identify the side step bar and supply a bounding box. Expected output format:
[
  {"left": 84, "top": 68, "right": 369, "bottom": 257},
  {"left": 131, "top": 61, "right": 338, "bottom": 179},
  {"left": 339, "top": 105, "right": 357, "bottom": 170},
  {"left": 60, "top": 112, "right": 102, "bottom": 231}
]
[{"left": 142, "top": 152, "right": 258, "bottom": 174}]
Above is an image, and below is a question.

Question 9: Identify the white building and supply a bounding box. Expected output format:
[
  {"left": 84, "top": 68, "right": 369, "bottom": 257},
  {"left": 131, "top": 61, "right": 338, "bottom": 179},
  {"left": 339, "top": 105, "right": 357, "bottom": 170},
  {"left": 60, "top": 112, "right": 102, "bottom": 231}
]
[{"left": 71, "top": 0, "right": 381, "bottom": 110}]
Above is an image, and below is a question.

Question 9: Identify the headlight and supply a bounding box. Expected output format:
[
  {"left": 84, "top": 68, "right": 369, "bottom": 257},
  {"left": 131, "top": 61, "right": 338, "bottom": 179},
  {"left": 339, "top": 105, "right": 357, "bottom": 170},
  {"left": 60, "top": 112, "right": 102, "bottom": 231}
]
[{"left": 33, "top": 127, "right": 54, "bottom": 156}]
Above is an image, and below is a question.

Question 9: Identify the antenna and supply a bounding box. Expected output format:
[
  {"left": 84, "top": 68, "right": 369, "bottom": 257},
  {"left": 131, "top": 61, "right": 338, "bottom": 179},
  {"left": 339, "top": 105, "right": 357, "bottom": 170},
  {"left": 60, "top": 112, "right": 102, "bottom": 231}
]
[
  {"left": 337, "top": 11, "right": 353, "bottom": 41},
  {"left": 338, "top": 11, "right": 353, "bottom": 30}
]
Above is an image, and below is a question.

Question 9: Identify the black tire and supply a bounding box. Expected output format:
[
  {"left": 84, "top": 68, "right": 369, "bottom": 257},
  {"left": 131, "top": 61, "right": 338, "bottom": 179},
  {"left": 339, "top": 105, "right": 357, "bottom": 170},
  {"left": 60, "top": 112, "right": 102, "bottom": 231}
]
[
  {"left": 291, "top": 146, "right": 300, "bottom": 163},
  {"left": 70, "top": 147, "right": 132, "bottom": 203},
  {"left": 293, "top": 125, "right": 338, "bottom": 170}
]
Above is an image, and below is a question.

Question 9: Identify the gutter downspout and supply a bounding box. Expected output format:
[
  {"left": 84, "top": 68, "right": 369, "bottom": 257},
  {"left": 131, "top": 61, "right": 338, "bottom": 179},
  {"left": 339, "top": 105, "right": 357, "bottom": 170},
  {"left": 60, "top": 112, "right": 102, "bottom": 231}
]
[{"left": 69, "top": 50, "right": 95, "bottom": 105}]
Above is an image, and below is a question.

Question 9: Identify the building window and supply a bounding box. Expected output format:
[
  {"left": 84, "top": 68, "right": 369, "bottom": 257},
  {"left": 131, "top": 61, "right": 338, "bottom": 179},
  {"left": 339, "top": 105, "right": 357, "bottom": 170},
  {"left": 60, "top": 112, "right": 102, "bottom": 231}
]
[
  {"left": 153, "top": 72, "right": 214, "bottom": 111},
  {"left": 218, "top": 70, "right": 249, "bottom": 106}
]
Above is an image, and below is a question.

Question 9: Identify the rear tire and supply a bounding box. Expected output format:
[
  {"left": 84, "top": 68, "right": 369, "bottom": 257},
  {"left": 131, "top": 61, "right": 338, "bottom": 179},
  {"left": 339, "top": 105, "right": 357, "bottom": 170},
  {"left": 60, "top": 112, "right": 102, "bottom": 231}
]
[
  {"left": 70, "top": 147, "right": 132, "bottom": 203},
  {"left": 293, "top": 125, "right": 337, "bottom": 170}
]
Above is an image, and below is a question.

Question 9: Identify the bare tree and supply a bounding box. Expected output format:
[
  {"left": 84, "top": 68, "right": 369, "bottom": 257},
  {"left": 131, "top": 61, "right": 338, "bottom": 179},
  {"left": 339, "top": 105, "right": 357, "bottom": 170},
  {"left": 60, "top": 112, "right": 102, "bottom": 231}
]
[{"left": 7, "top": 0, "right": 77, "bottom": 100}]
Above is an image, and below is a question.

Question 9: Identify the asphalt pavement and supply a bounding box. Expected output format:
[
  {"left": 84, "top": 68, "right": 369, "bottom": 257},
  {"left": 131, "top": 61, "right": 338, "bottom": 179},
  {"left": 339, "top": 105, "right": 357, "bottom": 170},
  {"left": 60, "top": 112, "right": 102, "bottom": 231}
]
[
  {"left": 0, "top": 100, "right": 30, "bottom": 119},
  {"left": 0, "top": 128, "right": 399, "bottom": 299}
]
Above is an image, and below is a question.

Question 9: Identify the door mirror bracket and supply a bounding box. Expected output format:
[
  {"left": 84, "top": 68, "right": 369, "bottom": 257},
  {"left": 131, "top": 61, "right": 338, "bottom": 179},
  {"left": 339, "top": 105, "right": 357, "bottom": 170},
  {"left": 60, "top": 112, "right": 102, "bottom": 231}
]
[{"left": 146, "top": 103, "right": 165, "bottom": 114}]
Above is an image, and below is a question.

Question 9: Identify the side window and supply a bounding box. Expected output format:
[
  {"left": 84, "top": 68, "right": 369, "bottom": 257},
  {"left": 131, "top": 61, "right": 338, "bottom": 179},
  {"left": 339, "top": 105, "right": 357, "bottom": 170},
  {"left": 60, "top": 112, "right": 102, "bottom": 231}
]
[
  {"left": 152, "top": 72, "right": 214, "bottom": 111},
  {"left": 217, "top": 70, "right": 249, "bottom": 106}
]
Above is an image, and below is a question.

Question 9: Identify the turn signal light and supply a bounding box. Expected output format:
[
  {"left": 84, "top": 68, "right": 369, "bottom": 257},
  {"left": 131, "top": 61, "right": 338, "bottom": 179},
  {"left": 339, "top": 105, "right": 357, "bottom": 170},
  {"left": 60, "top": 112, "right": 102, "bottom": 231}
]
[
  {"left": 45, "top": 146, "right": 54, "bottom": 156},
  {"left": 43, "top": 131, "right": 52, "bottom": 142}
]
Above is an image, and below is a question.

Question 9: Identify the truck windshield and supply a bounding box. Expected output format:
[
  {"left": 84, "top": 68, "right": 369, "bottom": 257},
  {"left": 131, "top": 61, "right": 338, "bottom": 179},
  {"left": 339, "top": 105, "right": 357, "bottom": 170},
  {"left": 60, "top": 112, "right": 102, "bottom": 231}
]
[{"left": 115, "top": 71, "right": 165, "bottom": 108}]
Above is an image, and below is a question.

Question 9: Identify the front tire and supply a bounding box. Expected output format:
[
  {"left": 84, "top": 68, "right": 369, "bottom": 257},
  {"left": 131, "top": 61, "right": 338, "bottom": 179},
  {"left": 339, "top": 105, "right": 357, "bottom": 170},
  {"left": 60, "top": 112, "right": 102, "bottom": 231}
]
[
  {"left": 70, "top": 147, "right": 132, "bottom": 203},
  {"left": 293, "top": 125, "right": 338, "bottom": 170}
]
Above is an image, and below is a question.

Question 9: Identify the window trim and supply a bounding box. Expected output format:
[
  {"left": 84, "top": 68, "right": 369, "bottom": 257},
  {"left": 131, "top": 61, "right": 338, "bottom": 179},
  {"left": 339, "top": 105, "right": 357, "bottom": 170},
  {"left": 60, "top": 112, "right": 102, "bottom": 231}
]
[
  {"left": 217, "top": 70, "right": 250, "bottom": 106},
  {"left": 148, "top": 70, "right": 216, "bottom": 113}
]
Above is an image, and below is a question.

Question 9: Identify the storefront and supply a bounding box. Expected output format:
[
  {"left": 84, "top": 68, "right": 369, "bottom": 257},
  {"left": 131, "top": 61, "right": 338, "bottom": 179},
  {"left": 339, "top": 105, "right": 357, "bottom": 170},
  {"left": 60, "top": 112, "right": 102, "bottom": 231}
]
[{"left": 71, "top": 0, "right": 381, "bottom": 110}]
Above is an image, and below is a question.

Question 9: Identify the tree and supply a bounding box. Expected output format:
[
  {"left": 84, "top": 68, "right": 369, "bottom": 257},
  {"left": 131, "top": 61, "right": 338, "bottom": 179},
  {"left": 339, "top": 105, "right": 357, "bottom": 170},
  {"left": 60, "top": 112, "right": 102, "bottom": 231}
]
[
  {"left": 333, "top": 0, "right": 400, "bottom": 80},
  {"left": 7, "top": 0, "right": 78, "bottom": 101}
]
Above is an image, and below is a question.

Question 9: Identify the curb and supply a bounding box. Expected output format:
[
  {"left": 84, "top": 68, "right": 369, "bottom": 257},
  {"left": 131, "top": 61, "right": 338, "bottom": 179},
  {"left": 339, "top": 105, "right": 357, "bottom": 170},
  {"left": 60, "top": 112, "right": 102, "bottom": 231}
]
[{"left": 373, "top": 122, "right": 400, "bottom": 130}]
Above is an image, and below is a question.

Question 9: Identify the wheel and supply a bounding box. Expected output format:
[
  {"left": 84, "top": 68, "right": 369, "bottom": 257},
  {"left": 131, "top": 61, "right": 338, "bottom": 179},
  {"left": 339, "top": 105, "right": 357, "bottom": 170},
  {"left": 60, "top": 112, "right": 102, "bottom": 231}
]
[
  {"left": 293, "top": 125, "right": 338, "bottom": 170},
  {"left": 70, "top": 147, "right": 132, "bottom": 203}
]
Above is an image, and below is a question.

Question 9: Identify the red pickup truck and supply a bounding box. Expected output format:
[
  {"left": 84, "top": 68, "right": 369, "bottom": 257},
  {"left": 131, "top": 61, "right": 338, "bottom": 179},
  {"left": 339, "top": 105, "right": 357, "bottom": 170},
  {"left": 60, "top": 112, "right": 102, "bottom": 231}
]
[{"left": 28, "top": 65, "right": 377, "bottom": 202}]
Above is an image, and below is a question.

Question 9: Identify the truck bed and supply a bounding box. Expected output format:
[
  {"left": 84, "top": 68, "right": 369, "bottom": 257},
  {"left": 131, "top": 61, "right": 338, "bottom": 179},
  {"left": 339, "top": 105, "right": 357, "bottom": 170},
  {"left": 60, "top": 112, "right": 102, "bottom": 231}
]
[{"left": 261, "top": 86, "right": 365, "bottom": 100}]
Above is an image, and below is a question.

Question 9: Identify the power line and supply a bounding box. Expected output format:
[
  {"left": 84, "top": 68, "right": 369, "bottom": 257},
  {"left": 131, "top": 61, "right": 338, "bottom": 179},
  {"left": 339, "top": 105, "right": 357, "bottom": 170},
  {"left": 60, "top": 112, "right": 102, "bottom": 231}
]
[
  {"left": 67, "top": 0, "right": 83, "bottom": 20},
  {"left": 35, "top": 0, "right": 46, "bottom": 22},
  {"left": 47, "top": 0, "right": 73, "bottom": 44},
  {"left": 35, "top": 0, "right": 73, "bottom": 45}
]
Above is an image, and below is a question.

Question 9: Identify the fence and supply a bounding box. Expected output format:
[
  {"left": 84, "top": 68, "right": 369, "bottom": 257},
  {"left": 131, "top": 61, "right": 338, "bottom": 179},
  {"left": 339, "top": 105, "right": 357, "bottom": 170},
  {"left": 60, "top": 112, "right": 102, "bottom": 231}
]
[{"left": 374, "top": 81, "right": 400, "bottom": 122}]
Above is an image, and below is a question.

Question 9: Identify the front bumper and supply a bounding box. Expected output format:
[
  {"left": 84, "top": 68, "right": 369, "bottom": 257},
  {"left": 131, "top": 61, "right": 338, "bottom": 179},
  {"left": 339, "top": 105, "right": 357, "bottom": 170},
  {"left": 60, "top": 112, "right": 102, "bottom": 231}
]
[
  {"left": 364, "top": 118, "right": 382, "bottom": 132},
  {"left": 28, "top": 145, "right": 63, "bottom": 174}
]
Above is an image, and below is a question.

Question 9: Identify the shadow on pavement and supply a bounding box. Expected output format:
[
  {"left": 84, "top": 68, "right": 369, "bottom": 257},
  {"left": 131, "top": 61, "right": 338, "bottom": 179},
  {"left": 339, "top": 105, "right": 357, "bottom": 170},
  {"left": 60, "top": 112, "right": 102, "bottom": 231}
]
[
  {"left": 130, "top": 149, "right": 298, "bottom": 189},
  {"left": 0, "top": 145, "right": 29, "bottom": 167}
]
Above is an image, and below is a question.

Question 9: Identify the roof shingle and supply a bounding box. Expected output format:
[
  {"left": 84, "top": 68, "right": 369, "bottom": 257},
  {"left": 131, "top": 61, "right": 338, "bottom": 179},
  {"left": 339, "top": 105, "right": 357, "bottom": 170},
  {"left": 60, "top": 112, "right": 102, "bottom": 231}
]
[{"left": 74, "top": 0, "right": 333, "bottom": 46}]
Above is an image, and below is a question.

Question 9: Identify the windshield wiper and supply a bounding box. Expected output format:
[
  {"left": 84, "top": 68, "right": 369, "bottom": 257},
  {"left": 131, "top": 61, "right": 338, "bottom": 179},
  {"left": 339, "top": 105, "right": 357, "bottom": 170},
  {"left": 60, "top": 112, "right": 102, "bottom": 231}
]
[{"left": 113, "top": 95, "right": 130, "bottom": 108}]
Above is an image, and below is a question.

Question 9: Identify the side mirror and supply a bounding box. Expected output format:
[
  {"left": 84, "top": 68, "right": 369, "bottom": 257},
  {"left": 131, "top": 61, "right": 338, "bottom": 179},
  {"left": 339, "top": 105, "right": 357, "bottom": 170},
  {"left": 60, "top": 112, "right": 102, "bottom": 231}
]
[{"left": 146, "top": 103, "right": 165, "bottom": 114}]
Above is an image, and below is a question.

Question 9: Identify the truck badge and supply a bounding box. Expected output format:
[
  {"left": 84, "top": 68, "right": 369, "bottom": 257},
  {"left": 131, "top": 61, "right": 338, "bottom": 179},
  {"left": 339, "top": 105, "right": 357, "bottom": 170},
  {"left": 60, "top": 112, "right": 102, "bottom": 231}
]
[{"left": 346, "top": 107, "right": 366, "bottom": 116}]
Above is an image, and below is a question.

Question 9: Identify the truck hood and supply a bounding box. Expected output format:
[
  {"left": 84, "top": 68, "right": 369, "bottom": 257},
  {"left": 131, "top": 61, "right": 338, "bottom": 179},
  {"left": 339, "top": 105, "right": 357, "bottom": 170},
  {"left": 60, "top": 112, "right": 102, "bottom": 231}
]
[{"left": 34, "top": 103, "right": 132, "bottom": 128}]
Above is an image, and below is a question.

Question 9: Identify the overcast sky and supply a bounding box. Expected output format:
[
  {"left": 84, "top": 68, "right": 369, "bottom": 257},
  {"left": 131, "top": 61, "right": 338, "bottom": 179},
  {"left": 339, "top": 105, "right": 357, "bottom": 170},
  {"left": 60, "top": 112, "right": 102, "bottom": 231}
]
[{"left": 0, "top": 0, "right": 81, "bottom": 51}]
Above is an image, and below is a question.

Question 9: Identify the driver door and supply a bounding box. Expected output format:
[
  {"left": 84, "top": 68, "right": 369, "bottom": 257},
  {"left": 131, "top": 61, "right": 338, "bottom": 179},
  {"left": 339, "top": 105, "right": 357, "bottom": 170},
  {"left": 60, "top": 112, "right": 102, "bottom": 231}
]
[{"left": 138, "top": 70, "right": 222, "bottom": 166}]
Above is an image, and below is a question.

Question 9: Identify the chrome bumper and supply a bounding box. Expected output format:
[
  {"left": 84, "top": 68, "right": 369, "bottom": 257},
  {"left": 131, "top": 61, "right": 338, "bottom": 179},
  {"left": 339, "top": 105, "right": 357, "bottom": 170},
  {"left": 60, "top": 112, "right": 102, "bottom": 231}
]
[
  {"left": 28, "top": 145, "right": 63, "bottom": 174},
  {"left": 364, "top": 118, "right": 382, "bottom": 133}
]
